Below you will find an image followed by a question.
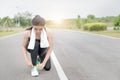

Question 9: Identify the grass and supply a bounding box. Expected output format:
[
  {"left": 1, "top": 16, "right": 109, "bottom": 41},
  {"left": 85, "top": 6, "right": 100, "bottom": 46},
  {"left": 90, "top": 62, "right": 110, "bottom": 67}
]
[
  {"left": 1, "top": 26, "right": 119, "bottom": 39},
  {"left": 48, "top": 24, "right": 120, "bottom": 38},
  {"left": 72, "top": 28, "right": 120, "bottom": 38},
  {"left": 90, "top": 30, "right": 120, "bottom": 38},
  {"left": 0, "top": 30, "right": 24, "bottom": 38}
]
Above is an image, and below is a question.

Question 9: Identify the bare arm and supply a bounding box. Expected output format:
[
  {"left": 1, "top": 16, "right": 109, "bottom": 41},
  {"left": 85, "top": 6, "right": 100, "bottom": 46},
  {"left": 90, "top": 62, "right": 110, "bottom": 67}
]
[
  {"left": 38, "top": 29, "right": 53, "bottom": 69},
  {"left": 22, "top": 31, "right": 33, "bottom": 67},
  {"left": 42, "top": 29, "right": 53, "bottom": 65}
]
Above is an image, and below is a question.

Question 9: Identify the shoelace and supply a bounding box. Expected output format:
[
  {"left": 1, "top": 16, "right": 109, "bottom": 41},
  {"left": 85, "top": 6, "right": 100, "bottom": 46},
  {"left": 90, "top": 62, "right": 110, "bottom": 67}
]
[{"left": 36, "top": 61, "right": 40, "bottom": 66}]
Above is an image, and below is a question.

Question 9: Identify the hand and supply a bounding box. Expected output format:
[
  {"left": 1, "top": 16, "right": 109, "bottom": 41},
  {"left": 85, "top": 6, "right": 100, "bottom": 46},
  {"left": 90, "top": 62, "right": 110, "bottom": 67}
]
[
  {"left": 26, "top": 60, "right": 33, "bottom": 68},
  {"left": 37, "top": 63, "right": 45, "bottom": 70}
]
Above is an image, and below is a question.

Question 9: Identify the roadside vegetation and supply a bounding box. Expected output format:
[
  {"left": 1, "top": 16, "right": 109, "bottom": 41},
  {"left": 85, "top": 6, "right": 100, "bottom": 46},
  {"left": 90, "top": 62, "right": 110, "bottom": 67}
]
[
  {"left": 46, "top": 14, "right": 120, "bottom": 38},
  {"left": 0, "top": 11, "right": 120, "bottom": 38},
  {"left": 0, "top": 29, "right": 23, "bottom": 37}
]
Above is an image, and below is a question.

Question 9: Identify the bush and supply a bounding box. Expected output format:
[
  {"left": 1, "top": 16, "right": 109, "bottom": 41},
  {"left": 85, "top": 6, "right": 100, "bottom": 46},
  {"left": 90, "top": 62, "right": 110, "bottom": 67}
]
[
  {"left": 83, "top": 23, "right": 107, "bottom": 31},
  {"left": 114, "top": 15, "right": 120, "bottom": 27},
  {"left": 113, "top": 26, "right": 120, "bottom": 30}
]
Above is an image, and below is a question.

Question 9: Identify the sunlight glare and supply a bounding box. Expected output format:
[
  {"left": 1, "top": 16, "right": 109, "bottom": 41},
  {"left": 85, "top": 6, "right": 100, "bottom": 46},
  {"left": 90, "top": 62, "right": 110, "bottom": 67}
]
[{"left": 53, "top": 18, "right": 62, "bottom": 24}]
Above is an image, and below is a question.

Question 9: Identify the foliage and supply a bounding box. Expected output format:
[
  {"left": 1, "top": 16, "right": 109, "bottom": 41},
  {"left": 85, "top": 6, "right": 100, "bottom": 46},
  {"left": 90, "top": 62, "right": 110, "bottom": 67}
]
[
  {"left": 113, "top": 15, "right": 120, "bottom": 30},
  {"left": 83, "top": 23, "right": 107, "bottom": 31},
  {"left": 87, "top": 15, "right": 95, "bottom": 23},
  {"left": 76, "top": 15, "right": 81, "bottom": 28},
  {"left": 13, "top": 11, "right": 32, "bottom": 27}
]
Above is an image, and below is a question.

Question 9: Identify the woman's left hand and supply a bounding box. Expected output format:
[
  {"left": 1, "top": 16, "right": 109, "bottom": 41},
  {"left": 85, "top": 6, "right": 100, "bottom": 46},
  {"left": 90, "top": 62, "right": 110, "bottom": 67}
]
[{"left": 37, "top": 63, "right": 45, "bottom": 70}]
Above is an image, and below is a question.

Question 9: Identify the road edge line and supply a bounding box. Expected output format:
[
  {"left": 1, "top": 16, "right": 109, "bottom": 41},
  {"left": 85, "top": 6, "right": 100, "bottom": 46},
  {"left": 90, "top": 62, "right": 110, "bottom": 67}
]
[{"left": 51, "top": 51, "right": 69, "bottom": 80}]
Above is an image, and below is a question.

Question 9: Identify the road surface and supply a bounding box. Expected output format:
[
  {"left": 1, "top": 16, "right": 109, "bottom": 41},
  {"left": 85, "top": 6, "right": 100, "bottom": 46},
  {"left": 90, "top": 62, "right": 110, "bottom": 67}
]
[{"left": 0, "top": 29, "right": 120, "bottom": 80}]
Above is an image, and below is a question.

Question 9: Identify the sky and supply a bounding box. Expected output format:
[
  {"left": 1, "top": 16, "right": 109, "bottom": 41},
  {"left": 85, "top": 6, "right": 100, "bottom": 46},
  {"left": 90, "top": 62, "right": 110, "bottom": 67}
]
[{"left": 0, "top": 0, "right": 120, "bottom": 20}]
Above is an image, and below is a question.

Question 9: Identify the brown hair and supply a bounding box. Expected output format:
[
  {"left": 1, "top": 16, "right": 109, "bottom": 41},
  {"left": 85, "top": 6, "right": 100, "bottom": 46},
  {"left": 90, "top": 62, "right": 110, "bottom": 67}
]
[
  {"left": 26, "top": 15, "right": 45, "bottom": 30},
  {"left": 32, "top": 15, "right": 45, "bottom": 26}
]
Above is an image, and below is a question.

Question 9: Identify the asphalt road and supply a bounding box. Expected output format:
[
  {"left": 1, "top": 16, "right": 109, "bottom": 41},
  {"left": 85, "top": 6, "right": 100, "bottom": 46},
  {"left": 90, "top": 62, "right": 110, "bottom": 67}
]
[
  {"left": 0, "top": 33, "right": 59, "bottom": 80},
  {"left": 0, "top": 29, "right": 120, "bottom": 80},
  {"left": 53, "top": 29, "right": 120, "bottom": 80}
]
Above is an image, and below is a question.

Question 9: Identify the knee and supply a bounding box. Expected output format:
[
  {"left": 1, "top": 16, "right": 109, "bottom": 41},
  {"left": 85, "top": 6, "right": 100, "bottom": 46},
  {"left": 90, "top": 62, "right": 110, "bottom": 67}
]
[
  {"left": 44, "top": 67, "right": 51, "bottom": 71},
  {"left": 44, "top": 59, "right": 51, "bottom": 71}
]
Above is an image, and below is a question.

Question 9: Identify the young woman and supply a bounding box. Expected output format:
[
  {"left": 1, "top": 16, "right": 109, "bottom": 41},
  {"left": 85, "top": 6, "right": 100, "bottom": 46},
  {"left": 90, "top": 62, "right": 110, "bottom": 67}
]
[{"left": 22, "top": 15, "right": 53, "bottom": 77}]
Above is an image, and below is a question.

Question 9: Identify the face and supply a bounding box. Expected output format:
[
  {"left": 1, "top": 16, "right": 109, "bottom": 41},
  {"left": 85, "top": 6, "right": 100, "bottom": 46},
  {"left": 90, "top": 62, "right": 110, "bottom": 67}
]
[{"left": 33, "top": 26, "right": 44, "bottom": 35}]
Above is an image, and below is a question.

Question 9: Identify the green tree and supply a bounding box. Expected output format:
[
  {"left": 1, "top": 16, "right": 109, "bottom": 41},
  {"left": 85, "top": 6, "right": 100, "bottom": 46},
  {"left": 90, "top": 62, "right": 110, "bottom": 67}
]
[
  {"left": 19, "top": 17, "right": 29, "bottom": 27},
  {"left": 0, "top": 17, "right": 2, "bottom": 26},
  {"left": 87, "top": 15, "right": 95, "bottom": 19},
  {"left": 13, "top": 11, "right": 32, "bottom": 27},
  {"left": 87, "top": 15, "right": 95, "bottom": 23},
  {"left": 12, "top": 16, "right": 19, "bottom": 27},
  {"left": 113, "top": 15, "right": 120, "bottom": 30},
  {"left": 2, "top": 16, "right": 12, "bottom": 28},
  {"left": 21, "top": 11, "right": 32, "bottom": 26},
  {"left": 76, "top": 15, "right": 81, "bottom": 28},
  {"left": 114, "top": 15, "right": 120, "bottom": 26}
]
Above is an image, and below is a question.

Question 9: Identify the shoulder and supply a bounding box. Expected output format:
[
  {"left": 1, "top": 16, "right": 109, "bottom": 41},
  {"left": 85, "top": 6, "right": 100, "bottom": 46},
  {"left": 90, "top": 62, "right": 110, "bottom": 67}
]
[
  {"left": 46, "top": 28, "right": 53, "bottom": 38},
  {"left": 46, "top": 28, "right": 52, "bottom": 35},
  {"left": 24, "top": 30, "right": 31, "bottom": 38}
]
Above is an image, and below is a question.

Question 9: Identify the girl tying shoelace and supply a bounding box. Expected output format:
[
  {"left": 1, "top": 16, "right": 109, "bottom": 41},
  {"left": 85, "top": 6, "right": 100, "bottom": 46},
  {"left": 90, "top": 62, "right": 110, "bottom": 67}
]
[{"left": 22, "top": 15, "right": 53, "bottom": 77}]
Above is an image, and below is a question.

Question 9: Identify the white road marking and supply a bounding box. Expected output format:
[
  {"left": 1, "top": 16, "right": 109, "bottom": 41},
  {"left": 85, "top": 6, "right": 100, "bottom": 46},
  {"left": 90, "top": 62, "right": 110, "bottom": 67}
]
[
  {"left": 3, "top": 29, "right": 119, "bottom": 80},
  {"left": 51, "top": 51, "right": 69, "bottom": 80},
  {"left": 0, "top": 32, "right": 69, "bottom": 80}
]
